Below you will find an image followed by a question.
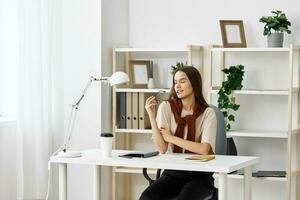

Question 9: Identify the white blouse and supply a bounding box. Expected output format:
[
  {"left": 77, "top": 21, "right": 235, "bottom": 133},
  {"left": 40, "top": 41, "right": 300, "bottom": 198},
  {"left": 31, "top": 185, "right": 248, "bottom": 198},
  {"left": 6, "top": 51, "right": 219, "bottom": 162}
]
[{"left": 155, "top": 101, "right": 217, "bottom": 153}]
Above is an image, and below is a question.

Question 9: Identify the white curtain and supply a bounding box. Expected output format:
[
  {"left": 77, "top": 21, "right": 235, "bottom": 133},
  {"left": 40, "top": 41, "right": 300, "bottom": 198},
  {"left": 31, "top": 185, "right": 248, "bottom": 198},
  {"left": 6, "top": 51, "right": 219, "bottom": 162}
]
[{"left": 0, "top": 0, "right": 57, "bottom": 199}]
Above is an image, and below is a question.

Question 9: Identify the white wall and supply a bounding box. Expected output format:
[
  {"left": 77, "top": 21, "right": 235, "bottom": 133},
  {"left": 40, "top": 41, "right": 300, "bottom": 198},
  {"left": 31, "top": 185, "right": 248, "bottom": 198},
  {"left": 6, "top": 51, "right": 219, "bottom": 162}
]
[
  {"left": 54, "top": 0, "right": 128, "bottom": 199},
  {"left": 129, "top": 0, "right": 300, "bottom": 48},
  {"left": 58, "top": 0, "right": 102, "bottom": 200},
  {"left": 101, "top": 0, "right": 129, "bottom": 199},
  {"left": 127, "top": 1, "right": 300, "bottom": 200}
]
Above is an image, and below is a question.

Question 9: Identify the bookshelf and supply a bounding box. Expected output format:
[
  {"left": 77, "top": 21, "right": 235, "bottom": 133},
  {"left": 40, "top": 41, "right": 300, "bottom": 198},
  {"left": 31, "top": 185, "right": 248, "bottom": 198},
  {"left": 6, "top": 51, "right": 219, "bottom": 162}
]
[
  {"left": 227, "top": 130, "right": 298, "bottom": 139},
  {"left": 208, "top": 44, "right": 300, "bottom": 200},
  {"left": 210, "top": 88, "right": 299, "bottom": 95},
  {"left": 111, "top": 45, "right": 203, "bottom": 200}
]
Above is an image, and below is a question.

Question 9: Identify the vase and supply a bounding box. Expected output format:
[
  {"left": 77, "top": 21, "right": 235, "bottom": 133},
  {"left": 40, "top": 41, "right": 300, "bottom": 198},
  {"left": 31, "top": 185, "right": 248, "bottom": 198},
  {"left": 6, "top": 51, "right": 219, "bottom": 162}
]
[
  {"left": 267, "top": 33, "right": 284, "bottom": 47},
  {"left": 147, "top": 78, "right": 154, "bottom": 89}
]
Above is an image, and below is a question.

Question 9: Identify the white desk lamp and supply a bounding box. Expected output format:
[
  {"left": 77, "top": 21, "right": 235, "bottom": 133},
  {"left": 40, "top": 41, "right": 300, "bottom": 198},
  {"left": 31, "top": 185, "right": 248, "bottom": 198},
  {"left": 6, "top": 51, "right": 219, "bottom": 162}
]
[{"left": 57, "top": 71, "right": 129, "bottom": 158}]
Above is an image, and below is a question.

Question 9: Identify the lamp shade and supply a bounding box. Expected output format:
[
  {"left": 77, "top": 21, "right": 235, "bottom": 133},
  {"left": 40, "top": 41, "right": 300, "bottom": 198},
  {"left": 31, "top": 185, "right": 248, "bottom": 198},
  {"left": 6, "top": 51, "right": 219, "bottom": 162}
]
[{"left": 109, "top": 71, "right": 129, "bottom": 86}]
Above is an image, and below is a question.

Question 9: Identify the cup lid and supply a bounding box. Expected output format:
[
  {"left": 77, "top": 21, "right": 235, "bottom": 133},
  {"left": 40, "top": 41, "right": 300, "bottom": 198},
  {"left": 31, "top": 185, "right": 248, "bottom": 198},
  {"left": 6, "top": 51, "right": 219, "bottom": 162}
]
[{"left": 100, "top": 133, "right": 113, "bottom": 137}]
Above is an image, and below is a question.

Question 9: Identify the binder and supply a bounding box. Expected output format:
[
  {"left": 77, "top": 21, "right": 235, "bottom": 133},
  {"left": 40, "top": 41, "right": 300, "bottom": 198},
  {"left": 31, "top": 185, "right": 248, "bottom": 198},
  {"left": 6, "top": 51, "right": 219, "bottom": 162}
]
[
  {"left": 132, "top": 92, "right": 139, "bottom": 129},
  {"left": 138, "top": 93, "right": 153, "bottom": 129},
  {"left": 126, "top": 92, "right": 132, "bottom": 129},
  {"left": 117, "top": 92, "right": 126, "bottom": 128}
]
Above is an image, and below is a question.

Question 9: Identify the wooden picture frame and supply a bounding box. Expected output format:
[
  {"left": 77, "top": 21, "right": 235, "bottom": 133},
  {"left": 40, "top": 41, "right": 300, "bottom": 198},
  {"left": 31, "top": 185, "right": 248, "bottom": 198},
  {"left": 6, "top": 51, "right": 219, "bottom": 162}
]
[
  {"left": 129, "top": 60, "right": 151, "bottom": 88},
  {"left": 219, "top": 20, "right": 247, "bottom": 48}
]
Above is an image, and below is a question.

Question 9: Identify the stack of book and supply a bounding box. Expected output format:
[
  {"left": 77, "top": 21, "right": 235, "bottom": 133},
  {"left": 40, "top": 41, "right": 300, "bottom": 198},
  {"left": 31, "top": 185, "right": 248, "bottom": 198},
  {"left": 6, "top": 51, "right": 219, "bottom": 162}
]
[{"left": 117, "top": 92, "right": 155, "bottom": 129}]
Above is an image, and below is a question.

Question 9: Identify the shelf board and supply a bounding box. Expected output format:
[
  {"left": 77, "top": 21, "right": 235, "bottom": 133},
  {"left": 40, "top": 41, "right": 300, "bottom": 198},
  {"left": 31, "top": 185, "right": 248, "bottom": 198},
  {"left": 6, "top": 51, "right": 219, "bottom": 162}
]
[
  {"left": 115, "top": 48, "right": 189, "bottom": 52},
  {"left": 211, "top": 47, "right": 294, "bottom": 52},
  {"left": 116, "top": 129, "right": 152, "bottom": 134},
  {"left": 213, "top": 173, "right": 287, "bottom": 182},
  {"left": 227, "top": 130, "right": 293, "bottom": 138},
  {"left": 114, "top": 167, "right": 158, "bottom": 175},
  {"left": 210, "top": 88, "right": 299, "bottom": 95},
  {"left": 115, "top": 88, "right": 170, "bottom": 93}
]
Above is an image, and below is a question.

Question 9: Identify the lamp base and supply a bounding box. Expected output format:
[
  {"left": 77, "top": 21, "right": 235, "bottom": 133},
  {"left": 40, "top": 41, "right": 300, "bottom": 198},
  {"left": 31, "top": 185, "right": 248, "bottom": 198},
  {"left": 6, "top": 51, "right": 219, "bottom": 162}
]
[{"left": 57, "top": 150, "right": 82, "bottom": 158}]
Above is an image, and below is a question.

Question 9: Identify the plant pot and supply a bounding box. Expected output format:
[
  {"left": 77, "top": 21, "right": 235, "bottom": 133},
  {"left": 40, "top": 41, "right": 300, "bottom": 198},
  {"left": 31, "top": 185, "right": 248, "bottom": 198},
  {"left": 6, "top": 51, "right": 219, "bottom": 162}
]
[
  {"left": 227, "top": 137, "right": 237, "bottom": 156},
  {"left": 267, "top": 33, "right": 284, "bottom": 47}
]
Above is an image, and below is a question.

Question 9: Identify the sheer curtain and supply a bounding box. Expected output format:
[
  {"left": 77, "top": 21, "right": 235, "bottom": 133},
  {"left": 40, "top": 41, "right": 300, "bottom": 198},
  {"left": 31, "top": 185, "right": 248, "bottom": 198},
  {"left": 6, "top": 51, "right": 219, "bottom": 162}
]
[{"left": 0, "top": 0, "right": 58, "bottom": 199}]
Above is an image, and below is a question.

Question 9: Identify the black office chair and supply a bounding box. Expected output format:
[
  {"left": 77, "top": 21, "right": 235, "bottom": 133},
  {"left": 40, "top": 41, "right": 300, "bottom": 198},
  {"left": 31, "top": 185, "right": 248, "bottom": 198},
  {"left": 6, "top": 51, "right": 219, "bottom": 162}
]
[{"left": 142, "top": 105, "right": 228, "bottom": 199}]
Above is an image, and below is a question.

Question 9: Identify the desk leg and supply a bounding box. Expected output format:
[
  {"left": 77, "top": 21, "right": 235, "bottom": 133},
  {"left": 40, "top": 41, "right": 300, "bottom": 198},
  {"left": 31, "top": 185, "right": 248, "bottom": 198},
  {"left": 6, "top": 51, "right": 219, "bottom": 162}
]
[
  {"left": 244, "top": 166, "right": 252, "bottom": 200},
  {"left": 218, "top": 173, "right": 227, "bottom": 200},
  {"left": 94, "top": 166, "right": 101, "bottom": 200},
  {"left": 59, "top": 164, "right": 67, "bottom": 200}
]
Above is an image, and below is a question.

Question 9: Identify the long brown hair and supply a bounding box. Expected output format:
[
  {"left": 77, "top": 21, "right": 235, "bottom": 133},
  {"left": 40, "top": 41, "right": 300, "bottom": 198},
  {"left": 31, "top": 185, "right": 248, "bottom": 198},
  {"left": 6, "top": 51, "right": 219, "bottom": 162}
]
[{"left": 169, "top": 66, "right": 208, "bottom": 107}]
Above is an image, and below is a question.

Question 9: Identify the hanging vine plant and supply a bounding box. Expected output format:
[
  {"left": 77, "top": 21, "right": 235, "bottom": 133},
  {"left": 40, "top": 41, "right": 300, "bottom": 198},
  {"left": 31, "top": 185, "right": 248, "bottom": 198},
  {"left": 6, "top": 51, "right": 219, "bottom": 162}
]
[{"left": 218, "top": 65, "right": 245, "bottom": 132}]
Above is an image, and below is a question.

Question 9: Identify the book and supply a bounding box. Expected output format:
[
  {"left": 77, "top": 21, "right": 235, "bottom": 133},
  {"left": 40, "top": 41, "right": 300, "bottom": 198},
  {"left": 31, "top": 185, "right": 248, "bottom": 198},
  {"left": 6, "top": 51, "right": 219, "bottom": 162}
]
[
  {"left": 132, "top": 92, "right": 139, "bottom": 129},
  {"left": 238, "top": 170, "right": 286, "bottom": 177},
  {"left": 117, "top": 92, "right": 126, "bottom": 128},
  {"left": 126, "top": 92, "right": 132, "bottom": 129},
  {"left": 119, "top": 151, "right": 159, "bottom": 159},
  {"left": 185, "top": 155, "right": 215, "bottom": 162},
  {"left": 257, "top": 170, "right": 286, "bottom": 177},
  {"left": 138, "top": 92, "right": 153, "bottom": 129}
]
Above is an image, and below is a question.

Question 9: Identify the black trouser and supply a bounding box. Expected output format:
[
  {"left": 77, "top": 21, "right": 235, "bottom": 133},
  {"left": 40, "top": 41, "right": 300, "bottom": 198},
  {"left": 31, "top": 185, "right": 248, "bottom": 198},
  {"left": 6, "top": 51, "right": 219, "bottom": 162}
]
[{"left": 139, "top": 169, "right": 216, "bottom": 200}]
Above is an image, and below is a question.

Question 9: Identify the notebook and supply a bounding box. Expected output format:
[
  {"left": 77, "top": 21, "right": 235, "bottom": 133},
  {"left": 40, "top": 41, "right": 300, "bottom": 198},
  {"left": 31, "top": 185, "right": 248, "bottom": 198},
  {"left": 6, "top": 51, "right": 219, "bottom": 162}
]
[
  {"left": 185, "top": 155, "right": 215, "bottom": 162},
  {"left": 119, "top": 151, "right": 159, "bottom": 159}
]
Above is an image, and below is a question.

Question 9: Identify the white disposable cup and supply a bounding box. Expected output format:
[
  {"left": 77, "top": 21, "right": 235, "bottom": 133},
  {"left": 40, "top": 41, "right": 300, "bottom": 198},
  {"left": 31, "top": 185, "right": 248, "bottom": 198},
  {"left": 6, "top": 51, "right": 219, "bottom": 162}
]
[{"left": 100, "top": 133, "right": 113, "bottom": 158}]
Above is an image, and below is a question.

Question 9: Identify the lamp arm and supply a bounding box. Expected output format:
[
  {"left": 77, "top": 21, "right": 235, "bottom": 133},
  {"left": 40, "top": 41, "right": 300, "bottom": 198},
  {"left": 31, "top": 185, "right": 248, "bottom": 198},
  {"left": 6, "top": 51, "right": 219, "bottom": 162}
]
[{"left": 63, "top": 75, "right": 107, "bottom": 151}]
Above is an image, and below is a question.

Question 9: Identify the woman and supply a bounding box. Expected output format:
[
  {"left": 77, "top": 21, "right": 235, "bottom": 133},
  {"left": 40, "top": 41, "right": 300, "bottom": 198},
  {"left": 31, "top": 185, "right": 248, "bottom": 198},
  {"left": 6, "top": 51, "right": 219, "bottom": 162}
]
[{"left": 140, "top": 66, "right": 217, "bottom": 200}]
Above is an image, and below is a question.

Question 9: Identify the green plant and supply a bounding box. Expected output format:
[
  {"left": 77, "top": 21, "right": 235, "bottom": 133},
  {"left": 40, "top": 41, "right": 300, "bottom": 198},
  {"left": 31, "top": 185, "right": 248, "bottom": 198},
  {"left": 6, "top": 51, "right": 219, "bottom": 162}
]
[
  {"left": 170, "top": 61, "right": 187, "bottom": 75},
  {"left": 218, "top": 65, "right": 245, "bottom": 131},
  {"left": 259, "top": 10, "right": 291, "bottom": 36}
]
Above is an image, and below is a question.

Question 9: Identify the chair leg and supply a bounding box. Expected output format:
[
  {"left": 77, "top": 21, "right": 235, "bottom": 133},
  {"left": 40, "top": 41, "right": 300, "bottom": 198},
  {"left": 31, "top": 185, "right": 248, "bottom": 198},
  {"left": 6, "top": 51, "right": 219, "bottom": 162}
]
[
  {"left": 156, "top": 169, "right": 162, "bottom": 180},
  {"left": 142, "top": 168, "right": 154, "bottom": 185}
]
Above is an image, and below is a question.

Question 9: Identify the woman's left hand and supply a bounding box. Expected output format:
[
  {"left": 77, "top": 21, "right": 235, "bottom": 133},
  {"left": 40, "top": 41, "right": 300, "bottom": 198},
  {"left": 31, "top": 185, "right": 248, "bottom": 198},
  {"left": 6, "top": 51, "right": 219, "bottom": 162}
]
[{"left": 159, "top": 127, "right": 173, "bottom": 143}]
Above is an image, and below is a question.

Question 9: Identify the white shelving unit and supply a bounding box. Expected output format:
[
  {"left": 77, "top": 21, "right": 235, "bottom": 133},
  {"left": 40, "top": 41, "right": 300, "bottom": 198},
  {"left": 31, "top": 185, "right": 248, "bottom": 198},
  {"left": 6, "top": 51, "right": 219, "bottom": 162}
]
[
  {"left": 111, "top": 45, "right": 203, "bottom": 200},
  {"left": 210, "top": 47, "right": 299, "bottom": 52},
  {"left": 115, "top": 128, "right": 152, "bottom": 134},
  {"left": 227, "top": 130, "right": 298, "bottom": 139},
  {"left": 210, "top": 88, "right": 299, "bottom": 95},
  {"left": 213, "top": 173, "right": 287, "bottom": 182},
  {"left": 208, "top": 44, "right": 300, "bottom": 200},
  {"left": 115, "top": 88, "right": 170, "bottom": 93},
  {"left": 114, "top": 47, "right": 190, "bottom": 52}
]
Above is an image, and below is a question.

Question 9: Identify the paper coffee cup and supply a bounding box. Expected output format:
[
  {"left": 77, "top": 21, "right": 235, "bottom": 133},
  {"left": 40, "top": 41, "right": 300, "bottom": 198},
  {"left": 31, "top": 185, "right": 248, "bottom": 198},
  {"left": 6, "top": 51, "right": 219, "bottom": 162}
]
[{"left": 100, "top": 133, "right": 113, "bottom": 158}]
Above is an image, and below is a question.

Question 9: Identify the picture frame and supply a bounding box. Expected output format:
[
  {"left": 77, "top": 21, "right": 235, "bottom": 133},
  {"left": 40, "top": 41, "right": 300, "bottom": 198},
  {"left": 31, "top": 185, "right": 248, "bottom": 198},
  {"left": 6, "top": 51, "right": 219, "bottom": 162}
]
[
  {"left": 129, "top": 60, "right": 151, "bottom": 88},
  {"left": 219, "top": 20, "right": 247, "bottom": 48}
]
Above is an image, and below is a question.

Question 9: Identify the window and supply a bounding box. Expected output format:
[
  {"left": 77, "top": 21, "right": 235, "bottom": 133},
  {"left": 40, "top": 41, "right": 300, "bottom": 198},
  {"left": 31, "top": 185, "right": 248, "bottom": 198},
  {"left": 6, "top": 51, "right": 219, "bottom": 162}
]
[{"left": 0, "top": 0, "right": 19, "bottom": 119}]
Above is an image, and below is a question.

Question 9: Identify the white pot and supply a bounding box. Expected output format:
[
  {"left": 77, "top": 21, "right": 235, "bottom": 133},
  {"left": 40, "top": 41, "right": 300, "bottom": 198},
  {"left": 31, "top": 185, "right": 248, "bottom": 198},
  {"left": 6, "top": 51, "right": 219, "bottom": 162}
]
[{"left": 267, "top": 33, "right": 284, "bottom": 47}]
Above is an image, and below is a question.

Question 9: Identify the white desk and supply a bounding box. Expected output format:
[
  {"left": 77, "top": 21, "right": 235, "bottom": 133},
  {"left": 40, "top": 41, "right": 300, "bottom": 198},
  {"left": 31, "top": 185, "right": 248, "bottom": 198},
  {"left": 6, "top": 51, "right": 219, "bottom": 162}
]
[{"left": 50, "top": 149, "right": 259, "bottom": 200}]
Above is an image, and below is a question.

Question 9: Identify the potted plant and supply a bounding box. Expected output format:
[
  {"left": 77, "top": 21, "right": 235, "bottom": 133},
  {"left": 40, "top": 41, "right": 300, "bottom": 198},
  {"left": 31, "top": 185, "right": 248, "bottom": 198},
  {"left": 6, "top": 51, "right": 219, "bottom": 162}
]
[
  {"left": 170, "top": 61, "right": 186, "bottom": 75},
  {"left": 259, "top": 10, "right": 291, "bottom": 47},
  {"left": 218, "top": 64, "right": 245, "bottom": 155}
]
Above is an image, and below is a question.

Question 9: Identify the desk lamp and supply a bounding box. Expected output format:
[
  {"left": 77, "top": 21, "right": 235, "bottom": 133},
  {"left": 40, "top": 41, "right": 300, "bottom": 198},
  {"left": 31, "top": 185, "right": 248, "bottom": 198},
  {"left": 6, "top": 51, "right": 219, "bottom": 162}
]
[{"left": 57, "top": 71, "right": 129, "bottom": 158}]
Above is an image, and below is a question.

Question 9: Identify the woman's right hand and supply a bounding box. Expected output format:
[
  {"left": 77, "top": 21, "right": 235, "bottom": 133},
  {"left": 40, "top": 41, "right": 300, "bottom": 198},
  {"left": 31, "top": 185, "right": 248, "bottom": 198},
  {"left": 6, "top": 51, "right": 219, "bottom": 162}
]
[{"left": 145, "top": 96, "right": 157, "bottom": 117}]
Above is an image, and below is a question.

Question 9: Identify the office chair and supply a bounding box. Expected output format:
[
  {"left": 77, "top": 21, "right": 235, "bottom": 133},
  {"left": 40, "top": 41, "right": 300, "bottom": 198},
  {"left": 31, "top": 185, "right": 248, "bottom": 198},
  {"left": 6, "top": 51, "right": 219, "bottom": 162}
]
[{"left": 142, "top": 105, "right": 227, "bottom": 199}]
